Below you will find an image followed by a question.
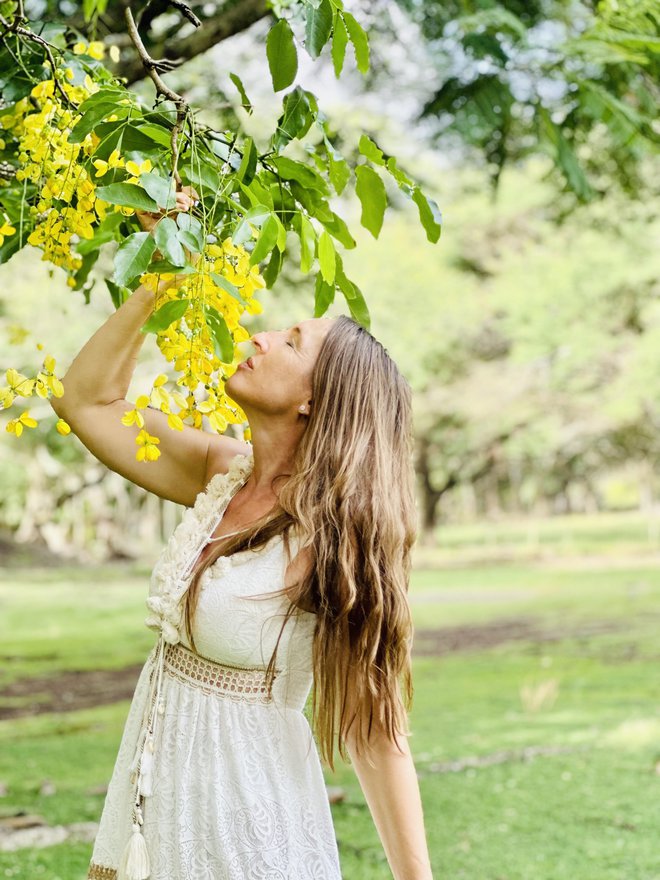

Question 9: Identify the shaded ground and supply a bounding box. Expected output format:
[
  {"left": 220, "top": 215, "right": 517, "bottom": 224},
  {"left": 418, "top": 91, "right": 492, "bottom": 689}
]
[
  {"left": 412, "top": 615, "right": 630, "bottom": 656},
  {"left": 0, "top": 615, "right": 634, "bottom": 720},
  {"left": 0, "top": 663, "right": 145, "bottom": 720}
]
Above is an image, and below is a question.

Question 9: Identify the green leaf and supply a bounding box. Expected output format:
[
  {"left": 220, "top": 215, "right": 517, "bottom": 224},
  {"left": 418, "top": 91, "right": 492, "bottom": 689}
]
[
  {"left": 139, "top": 172, "right": 178, "bottom": 211},
  {"left": 250, "top": 214, "right": 280, "bottom": 266},
  {"left": 318, "top": 211, "right": 356, "bottom": 249},
  {"left": 95, "top": 183, "right": 158, "bottom": 212},
  {"left": 176, "top": 230, "right": 201, "bottom": 253},
  {"left": 336, "top": 254, "right": 370, "bottom": 329},
  {"left": 105, "top": 278, "right": 131, "bottom": 310},
  {"left": 343, "top": 12, "right": 370, "bottom": 74},
  {"left": 314, "top": 273, "right": 335, "bottom": 317},
  {"left": 233, "top": 205, "right": 272, "bottom": 247},
  {"left": 76, "top": 87, "right": 125, "bottom": 113},
  {"left": 271, "top": 155, "right": 329, "bottom": 193},
  {"left": 68, "top": 102, "right": 118, "bottom": 143},
  {"left": 71, "top": 249, "right": 99, "bottom": 295},
  {"left": 305, "top": 0, "right": 333, "bottom": 59},
  {"left": 318, "top": 229, "right": 336, "bottom": 285},
  {"left": 296, "top": 214, "right": 316, "bottom": 273},
  {"left": 113, "top": 232, "right": 157, "bottom": 287},
  {"left": 180, "top": 162, "right": 221, "bottom": 194},
  {"left": 229, "top": 72, "right": 253, "bottom": 114},
  {"left": 176, "top": 213, "right": 204, "bottom": 249},
  {"left": 385, "top": 156, "right": 413, "bottom": 188},
  {"left": 274, "top": 214, "right": 287, "bottom": 251},
  {"left": 267, "top": 19, "right": 298, "bottom": 92},
  {"left": 273, "top": 87, "right": 315, "bottom": 151},
  {"left": 149, "top": 260, "right": 197, "bottom": 275},
  {"left": 210, "top": 273, "right": 248, "bottom": 306},
  {"left": 240, "top": 179, "right": 274, "bottom": 210},
  {"left": 203, "top": 305, "right": 234, "bottom": 363},
  {"left": 411, "top": 187, "right": 442, "bottom": 243},
  {"left": 236, "top": 137, "right": 258, "bottom": 184},
  {"left": 263, "top": 247, "right": 284, "bottom": 288},
  {"left": 136, "top": 123, "right": 173, "bottom": 147},
  {"left": 154, "top": 217, "right": 186, "bottom": 266},
  {"left": 331, "top": 11, "right": 349, "bottom": 77},
  {"left": 538, "top": 106, "right": 595, "bottom": 202},
  {"left": 358, "top": 134, "right": 385, "bottom": 166},
  {"left": 141, "top": 298, "right": 190, "bottom": 335},
  {"left": 355, "top": 165, "right": 387, "bottom": 238},
  {"left": 94, "top": 122, "right": 156, "bottom": 155},
  {"left": 324, "top": 136, "right": 351, "bottom": 194}
]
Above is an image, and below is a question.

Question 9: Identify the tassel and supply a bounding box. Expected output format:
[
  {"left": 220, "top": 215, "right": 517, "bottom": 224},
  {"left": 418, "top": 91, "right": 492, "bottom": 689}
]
[
  {"left": 138, "top": 735, "right": 155, "bottom": 798},
  {"left": 117, "top": 816, "right": 150, "bottom": 880}
]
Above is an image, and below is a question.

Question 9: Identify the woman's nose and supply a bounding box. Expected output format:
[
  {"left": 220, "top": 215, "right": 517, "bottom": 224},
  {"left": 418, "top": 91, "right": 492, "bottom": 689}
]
[{"left": 250, "top": 332, "right": 268, "bottom": 353}]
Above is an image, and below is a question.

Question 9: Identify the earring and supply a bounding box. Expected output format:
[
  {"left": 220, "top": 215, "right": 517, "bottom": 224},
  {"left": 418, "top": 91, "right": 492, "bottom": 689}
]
[{"left": 298, "top": 405, "right": 306, "bottom": 413}]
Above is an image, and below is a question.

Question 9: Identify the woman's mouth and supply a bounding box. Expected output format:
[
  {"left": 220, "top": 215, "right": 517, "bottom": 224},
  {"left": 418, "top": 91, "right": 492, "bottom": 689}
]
[{"left": 238, "top": 357, "right": 254, "bottom": 371}]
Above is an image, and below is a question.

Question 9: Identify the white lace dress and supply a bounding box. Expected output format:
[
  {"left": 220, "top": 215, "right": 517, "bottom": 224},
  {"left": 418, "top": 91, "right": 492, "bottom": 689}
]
[{"left": 87, "top": 450, "right": 343, "bottom": 880}]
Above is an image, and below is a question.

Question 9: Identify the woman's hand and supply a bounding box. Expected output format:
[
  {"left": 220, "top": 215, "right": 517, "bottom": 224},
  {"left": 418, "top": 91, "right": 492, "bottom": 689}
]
[{"left": 134, "top": 184, "right": 199, "bottom": 237}]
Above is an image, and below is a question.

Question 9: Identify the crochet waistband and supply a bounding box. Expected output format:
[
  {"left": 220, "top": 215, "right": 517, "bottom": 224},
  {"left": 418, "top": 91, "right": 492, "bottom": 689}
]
[{"left": 162, "top": 639, "right": 276, "bottom": 704}]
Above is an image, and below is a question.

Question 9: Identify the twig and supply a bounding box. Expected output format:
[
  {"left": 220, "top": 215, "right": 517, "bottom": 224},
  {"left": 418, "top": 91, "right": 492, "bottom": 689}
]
[
  {"left": 120, "top": 0, "right": 192, "bottom": 187},
  {"left": 164, "top": 0, "right": 202, "bottom": 28}
]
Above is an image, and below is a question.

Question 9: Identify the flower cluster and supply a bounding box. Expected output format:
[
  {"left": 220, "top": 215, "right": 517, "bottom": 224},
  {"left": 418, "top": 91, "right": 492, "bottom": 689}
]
[
  {"left": 1, "top": 42, "right": 264, "bottom": 455},
  {"left": 0, "top": 358, "right": 71, "bottom": 437}
]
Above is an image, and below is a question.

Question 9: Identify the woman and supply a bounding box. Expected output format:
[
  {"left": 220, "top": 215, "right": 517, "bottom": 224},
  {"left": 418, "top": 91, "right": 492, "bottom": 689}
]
[{"left": 50, "top": 188, "right": 434, "bottom": 880}]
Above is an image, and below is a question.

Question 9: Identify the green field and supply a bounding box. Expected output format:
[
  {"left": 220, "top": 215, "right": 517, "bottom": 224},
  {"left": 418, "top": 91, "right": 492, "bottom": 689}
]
[{"left": 1, "top": 510, "right": 660, "bottom": 879}]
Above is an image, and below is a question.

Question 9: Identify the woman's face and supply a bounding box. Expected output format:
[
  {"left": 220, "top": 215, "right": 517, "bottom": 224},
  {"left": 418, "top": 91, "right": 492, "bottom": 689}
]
[{"left": 225, "top": 317, "right": 335, "bottom": 418}]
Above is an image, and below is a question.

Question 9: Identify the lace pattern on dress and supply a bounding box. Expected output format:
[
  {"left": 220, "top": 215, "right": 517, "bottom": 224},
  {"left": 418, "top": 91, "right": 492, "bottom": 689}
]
[{"left": 162, "top": 640, "right": 276, "bottom": 703}]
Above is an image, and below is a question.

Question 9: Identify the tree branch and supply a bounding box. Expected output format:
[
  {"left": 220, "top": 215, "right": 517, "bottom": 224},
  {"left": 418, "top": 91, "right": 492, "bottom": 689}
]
[
  {"left": 120, "top": 0, "right": 191, "bottom": 186},
  {"left": 122, "top": 0, "right": 270, "bottom": 85}
]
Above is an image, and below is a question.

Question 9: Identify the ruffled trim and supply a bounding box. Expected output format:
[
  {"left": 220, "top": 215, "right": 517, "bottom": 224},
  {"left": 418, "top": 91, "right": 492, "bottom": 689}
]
[{"left": 144, "top": 448, "right": 255, "bottom": 645}]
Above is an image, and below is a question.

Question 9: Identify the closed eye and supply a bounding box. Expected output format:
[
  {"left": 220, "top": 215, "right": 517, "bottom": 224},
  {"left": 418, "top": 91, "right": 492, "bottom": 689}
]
[{"left": 287, "top": 341, "right": 294, "bottom": 348}]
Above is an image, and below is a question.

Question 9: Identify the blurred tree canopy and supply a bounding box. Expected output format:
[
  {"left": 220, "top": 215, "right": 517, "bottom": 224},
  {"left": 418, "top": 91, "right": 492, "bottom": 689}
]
[{"left": 392, "top": 0, "right": 660, "bottom": 203}]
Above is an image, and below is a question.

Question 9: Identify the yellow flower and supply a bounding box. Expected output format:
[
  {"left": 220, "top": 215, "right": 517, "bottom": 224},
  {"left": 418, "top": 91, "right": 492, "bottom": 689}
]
[
  {"left": 5, "top": 368, "right": 34, "bottom": 396},
  {"left": 30, "top": 80, "right": 54, "bottom": 99},
  {"left": 109, "top": 45, "right": 121, "bottom": 63},
  {"left": 125, "top": 158, "right": 152, "bottom": 177},
  {"left": 73, "top": 42, "right": 88, "bottom": 55},
  {"left": 167, "top": 412, "right": 184, "bottom": 431},
  {"left": 134, "top": 394, "right": 151, "bottom": 409},
  {"left": 92, "top": 148, "right": 125, "bottom": 177},
  {"left": 56, "top": 418, "right": 71, "bottom": 435},
  {"left": 6, "top": 410, "right": 38, "bottom": 436},
  {"left": 88, "top": 41, "right": 105, "bottom": 60},
  {"left": 136, "top": 428, "right": 161, "bottom": 461},
  {"left": 0, "top": 219, "right": 16, "bottom": 246},
  {"left": 121, "top": 408, "right": 145, "bottom": 428},
  {"left": 0, "top": 387, "right": 15, "bottom": 408}
]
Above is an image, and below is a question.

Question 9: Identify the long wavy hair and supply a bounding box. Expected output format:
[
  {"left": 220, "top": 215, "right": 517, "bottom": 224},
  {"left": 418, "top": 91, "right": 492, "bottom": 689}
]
[{"left": 183, "top": 314, "right": 418, "bottom": 770}]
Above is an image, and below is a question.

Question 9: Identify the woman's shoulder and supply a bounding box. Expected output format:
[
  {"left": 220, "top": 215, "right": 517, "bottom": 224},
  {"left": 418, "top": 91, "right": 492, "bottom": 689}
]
[{"left": 205, "top": 442, "right": 253, "bottom": 489}]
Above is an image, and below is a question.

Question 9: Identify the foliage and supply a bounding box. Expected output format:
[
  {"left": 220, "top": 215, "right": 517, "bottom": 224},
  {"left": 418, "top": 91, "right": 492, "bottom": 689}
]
[
  {"left": 394, "top": 0, "right": 660, "bottom": 203},
  {"left": 0, "top": 0, "right": 440, "bottom": 457}
]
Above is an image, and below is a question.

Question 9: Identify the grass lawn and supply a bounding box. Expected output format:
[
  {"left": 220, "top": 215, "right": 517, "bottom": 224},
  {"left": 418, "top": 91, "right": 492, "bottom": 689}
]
[{"left": 1, "top": 509, "right": 660, "bottom": 879}]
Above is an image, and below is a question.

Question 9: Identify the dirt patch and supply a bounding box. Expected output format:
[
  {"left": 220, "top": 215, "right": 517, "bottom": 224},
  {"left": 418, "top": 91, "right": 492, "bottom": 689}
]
[
  {"left": 412, "top": 616, "right": 628, "bottom": 656},
  {"left": 0, "top": 663, "right": 145, "bottom": 720},
  {"left": 0, "top": 616, "right": 632, "bottom": 719}
]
